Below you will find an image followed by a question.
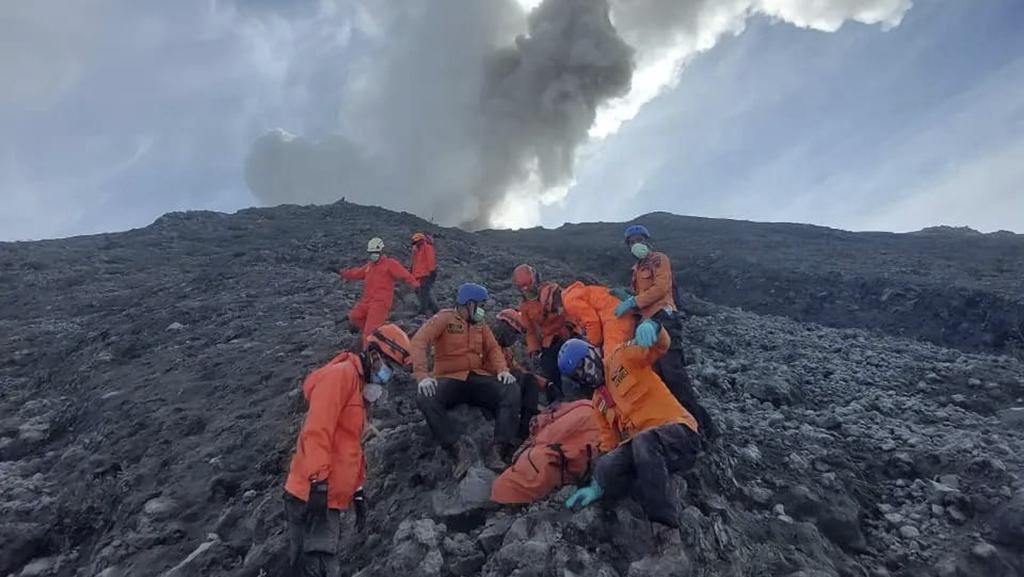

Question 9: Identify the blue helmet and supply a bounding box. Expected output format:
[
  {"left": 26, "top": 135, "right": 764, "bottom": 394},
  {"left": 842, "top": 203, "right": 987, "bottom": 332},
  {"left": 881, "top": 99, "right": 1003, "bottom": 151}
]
[
  {"left": 624, "top": 224, "right": 651, "bottom": 242},
  {"left": 456, "top": 283, "right": 489, "bottom": 305},
  {"left": 558, "top": 338, "right": 593, "bottom": 376}
]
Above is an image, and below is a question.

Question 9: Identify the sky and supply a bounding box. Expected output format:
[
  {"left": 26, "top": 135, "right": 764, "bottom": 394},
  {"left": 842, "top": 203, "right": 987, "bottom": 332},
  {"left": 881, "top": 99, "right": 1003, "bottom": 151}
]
[{"left": 1, "top": 0, "right": 1022, "bottom": 241}]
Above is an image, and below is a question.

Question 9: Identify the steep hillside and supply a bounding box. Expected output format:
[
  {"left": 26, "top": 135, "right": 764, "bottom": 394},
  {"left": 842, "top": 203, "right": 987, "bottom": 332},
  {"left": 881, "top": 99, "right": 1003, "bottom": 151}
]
[
  {"left": 1, "top": 201, "right": 1022, "bottom": 577},
  {"left": 484, "top": 213, "right": 1024, "bottom": 357}
]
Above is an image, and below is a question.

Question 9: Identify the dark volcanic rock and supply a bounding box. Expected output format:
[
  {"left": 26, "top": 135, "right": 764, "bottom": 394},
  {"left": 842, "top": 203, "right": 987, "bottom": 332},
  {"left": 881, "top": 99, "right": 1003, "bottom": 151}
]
[{"left": 1, "top": 201, "right": 1023, "bottom": 577}]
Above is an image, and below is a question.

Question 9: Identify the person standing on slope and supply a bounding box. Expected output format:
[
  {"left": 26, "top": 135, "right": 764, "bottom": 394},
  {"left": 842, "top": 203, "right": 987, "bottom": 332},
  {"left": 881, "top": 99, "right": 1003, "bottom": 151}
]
[
  {"left": 612, "top": 224, "right": 718, "bottom": 440},
  {"left": 410, "top": 232, "right": 439, "bottom": 316},
  {"left": 557, "top": 334, "right": 702, "bottom": 540},
  {"left": 282, "top": 324, "right": 413, "bottom": 577},
  {"left": 513, "top": 264, "right": 570, "bottom": 402},
  {"left": 338, "top": 237, "right": 419, "bottom": 345},
  {"left": 412, "top": 283, "right": 521, "bottom": 477}
]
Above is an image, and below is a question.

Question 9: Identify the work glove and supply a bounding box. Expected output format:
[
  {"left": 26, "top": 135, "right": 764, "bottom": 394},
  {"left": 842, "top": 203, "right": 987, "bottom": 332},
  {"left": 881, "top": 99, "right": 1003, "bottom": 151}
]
[
  {"left": 528, "top": 350, "right": 542, "bottom": 363},
  {"left": 418, "top": 377, "right": 438, "bottom": 397},
  {"left": 565, "top": 479, "right": 604, "bottom": 510},
  {"left": 497, "top": 371, "right": 516, "bottom": 386},
  {"left": 306, "top": 479, "right": 329, "bottom": 523},
  {"left": 353, "top": 487, "right": 367, "bottom": 531},
  {"left": 614, "top": 296, "right": 637, "bottom": 318},
  {"left": 634, "top": 319, "right": 659, "bottom": 348},
  {"left": 608, "top": 287, "right": 633, "bottom": 301}
]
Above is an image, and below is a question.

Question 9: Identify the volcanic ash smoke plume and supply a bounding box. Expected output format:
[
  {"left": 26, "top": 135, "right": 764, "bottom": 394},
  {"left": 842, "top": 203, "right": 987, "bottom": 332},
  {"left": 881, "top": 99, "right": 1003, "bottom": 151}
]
[{"left": 244, "top": 0, "right": 912, "bottom": 229}]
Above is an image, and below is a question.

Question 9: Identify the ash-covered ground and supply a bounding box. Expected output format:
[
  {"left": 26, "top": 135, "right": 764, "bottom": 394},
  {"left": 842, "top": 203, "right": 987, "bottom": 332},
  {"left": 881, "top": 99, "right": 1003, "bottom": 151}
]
[{"left": 1, "top": 201, "right": 1022, "bottom": 577}]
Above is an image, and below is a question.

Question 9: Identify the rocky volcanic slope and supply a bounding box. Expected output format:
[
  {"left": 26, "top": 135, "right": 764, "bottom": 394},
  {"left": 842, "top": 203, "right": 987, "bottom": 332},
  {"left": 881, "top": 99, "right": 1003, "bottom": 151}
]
[
  {"left": 482, "top": 213, "right": 1024, "bottom": 358},
  {"left": 1, "top": 201, "right": 1023, "bottom": 577}
]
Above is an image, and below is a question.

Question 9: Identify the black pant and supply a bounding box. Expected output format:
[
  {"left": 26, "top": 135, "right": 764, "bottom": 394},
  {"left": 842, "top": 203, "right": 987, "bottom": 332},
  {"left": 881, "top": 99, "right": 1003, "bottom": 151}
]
[
  {"left": 652, "top": 311, "right": 718, "bottom": 440},
  {"left": 513, "top": 370, "right": 542, "bottom": 440},
  {"left": 539, "top": 338, "right": 565, "bottom": 402},
  {"left": 416, "top": 272, "right": 439, "bottom": 315},
  {"left": 283, "top": 492, "right": 341, "bottom": 577},
  {"left": 416, "top": 372, "right": 521, "bottom": 447},
  {"left": 594, "top": 424, "right": 701, "bottom": 528}
]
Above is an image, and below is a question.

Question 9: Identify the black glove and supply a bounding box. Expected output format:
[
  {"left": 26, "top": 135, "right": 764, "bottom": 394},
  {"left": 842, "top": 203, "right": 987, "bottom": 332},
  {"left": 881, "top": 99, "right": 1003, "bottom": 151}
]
[
  {"left": 306, "top": 479, "right": 329, "bottom": 523},
  {"left": 353, "top": 488, "right": 366, "bottom": 531}
]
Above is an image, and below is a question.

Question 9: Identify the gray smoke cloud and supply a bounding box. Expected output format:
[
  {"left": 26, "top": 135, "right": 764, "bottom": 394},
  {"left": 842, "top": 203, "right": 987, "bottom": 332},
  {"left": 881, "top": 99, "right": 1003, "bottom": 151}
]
[{"left": 244, "top": 0, "right": 913, "bottom": 228}]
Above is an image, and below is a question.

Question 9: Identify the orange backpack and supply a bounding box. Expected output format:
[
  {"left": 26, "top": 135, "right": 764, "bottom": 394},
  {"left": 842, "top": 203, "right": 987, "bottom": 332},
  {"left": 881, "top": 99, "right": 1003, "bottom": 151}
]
[{"left": 491, "top": 400, "right": 601, "bottom": 504}]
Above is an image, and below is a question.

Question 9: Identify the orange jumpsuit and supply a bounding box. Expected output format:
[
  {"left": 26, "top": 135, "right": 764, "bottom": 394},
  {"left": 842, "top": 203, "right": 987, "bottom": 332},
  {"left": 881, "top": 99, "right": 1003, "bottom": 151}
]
[
  {"left": 561, "top": 281, "right": 636, "bottom": 354},
  {"left": 592, "top": 328, "right": 698, "bottom": 452},
  {"left": 491, "top": 400, "right": 601, "bottom": 504},
  {"left": 411, "top": 241, "right": 437, "bottom": 279},
  {"left": 284, "top": 352, "right": 367, "bottom": 509},
  {"left": 631, "top": 251, "right": 677, "bottom": 319},
  {"left": 341, "top": 256, "right": 418, "bottom": 340}
]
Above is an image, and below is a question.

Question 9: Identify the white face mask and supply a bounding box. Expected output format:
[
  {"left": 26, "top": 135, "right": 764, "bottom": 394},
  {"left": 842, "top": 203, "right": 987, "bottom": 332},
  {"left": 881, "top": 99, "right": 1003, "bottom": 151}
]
[{"left": 369, "top": 252, "right": 381, "bottom": 262}]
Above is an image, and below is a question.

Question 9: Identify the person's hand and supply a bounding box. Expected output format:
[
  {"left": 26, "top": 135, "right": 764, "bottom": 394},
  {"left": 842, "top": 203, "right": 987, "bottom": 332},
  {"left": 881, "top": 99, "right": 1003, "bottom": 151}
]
[
  {"left": 528, "top": 350, "right": 542, "bottom": 362},
  {"left": 634, "top": 319, "right": 659, "bottom": 348},
  {"left": 418, "top": 378, "right": 438, "bottom": 397},
  {"left": 614, "top": 296, "right": 637, "bottom": 318},
  {"left": 565, "top": 480, "right": 603, "bottom": 510},
  {"left": 497, "top": 371, "right": 516, "bottom": 385},
  {"left": 353, "top": 487, "right": 366, "bottom": 531}
]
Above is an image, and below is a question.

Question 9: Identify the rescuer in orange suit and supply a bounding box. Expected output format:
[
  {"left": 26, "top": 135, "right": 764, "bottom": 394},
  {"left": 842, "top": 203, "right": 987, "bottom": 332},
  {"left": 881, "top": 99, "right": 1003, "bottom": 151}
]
[
  {"left": 554, "top": 281, "right": 636, "bottom": 355},
  {"left": 513, "top": 264, "right": 570, "bottom": 401},
  {"left": 338, "top": 237, "right": 419, "bottom": 345},
  {"left": 613, "top": 224, "right": 718, "bottom": 440},
  {"left": 557, "top": 329, "right": 701, "bottom": 537},
  {"left": 282, "top": 324, "right": 412, "bottom": 577},
  {"left": 410, "top": 232, "right": 439, "bottom": 315}
]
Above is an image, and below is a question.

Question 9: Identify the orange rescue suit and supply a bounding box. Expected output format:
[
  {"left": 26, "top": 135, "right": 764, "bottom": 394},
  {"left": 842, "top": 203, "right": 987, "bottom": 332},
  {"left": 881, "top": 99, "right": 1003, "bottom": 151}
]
[
  {"left": 284, "top": 352, "right": 367, "bottom": 510},
  {"left": 340, "top": 256, "right": 419, "bottom": 309},
  {"left": 592, "top": 329, "right": 698, "bottom": 453},
  {"left": 411, "top": 309, "right": 508, "bottom": 382},
  {"left": 411, "top": 241, "right": 437, "bottom": 279},
  {"left": 491, "top": 399, "right": 601, "bottom": 504},
  {"left": 631, "top": 251, "right": 676, "bottom": 319},
  {"left": 561, "top": 281, "right": 636, "bottom": 353},
  {"left": 519, "top": 285, "right": 571, "bottom": 354}
]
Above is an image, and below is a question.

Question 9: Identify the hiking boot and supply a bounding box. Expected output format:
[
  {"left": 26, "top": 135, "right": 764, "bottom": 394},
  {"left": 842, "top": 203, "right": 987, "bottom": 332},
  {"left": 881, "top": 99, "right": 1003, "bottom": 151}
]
[
  {"left": 483, "top": 444, "right": 512, "bottom": 472},
  {"left": 445, "top": 438, "right": 477, "bottom": 479}
]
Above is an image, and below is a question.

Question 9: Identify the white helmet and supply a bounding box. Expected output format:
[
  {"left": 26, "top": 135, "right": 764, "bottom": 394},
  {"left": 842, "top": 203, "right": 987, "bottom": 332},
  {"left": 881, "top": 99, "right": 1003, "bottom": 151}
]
[{"left": 367, "top": 237, "right": 384, "bottom": 253}]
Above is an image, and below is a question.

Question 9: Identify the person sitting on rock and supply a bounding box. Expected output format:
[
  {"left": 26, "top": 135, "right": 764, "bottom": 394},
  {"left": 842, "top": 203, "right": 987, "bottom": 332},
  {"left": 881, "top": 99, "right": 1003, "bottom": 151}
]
[
  {"left": 513, "top": 264, "right": 571, "bottom": 401},
  {"left": 557, "top": 331, "right": 702, "bottom": 535},
  {"left": 612, "top": 224, "right": 718, "bottom": 440},
  {"left": 338, "top": 237, "right": 419, "bottom": 346},
  {"left": 410, "top": 232, "right": 439, "bottom": 316},
  {"left": 282, "top": 324, "right": 413, "bottom": 577},
  {"left": 412, "top": 283, "right": 520, "bottom": 478},
  {"left": 491, "top": 308, "right": 549, "bottom": 438}
]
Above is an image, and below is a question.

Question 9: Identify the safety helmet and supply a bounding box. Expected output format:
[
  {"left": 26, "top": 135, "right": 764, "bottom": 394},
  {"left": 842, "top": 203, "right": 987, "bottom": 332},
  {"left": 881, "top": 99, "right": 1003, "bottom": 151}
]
[
  {"left": 512, "top": 264, "right": 540, "bottom": 291},
  {"left": 558, "top": 338, "right": 594, "bottom": 376},
  {"left": 411, "top": 232, "right": 426, "bottom": 244},
  {"left": 496, "top": 308, "right": 526, "bottom": 334},
  {"left": 366, "top": 324, "right": 412, "bottom": 367},
  {"left": 456, "top": 283, "right": 489, "bottom": 305},
  {"left": 367, "top": 237, "right": 385, "bottom": 253},
  {"left": 623, "top": 224, "right": 651, "bottom": 243},
  {"left": 539, "top": 282, "right": 561, "bottom": 315}
]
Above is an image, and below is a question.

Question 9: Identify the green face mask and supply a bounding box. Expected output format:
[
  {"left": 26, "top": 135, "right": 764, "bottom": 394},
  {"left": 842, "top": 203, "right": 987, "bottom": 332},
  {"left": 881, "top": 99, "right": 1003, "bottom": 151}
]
[
  {"left": 630, "top": 242, "right": 650, "bottom": 260},
  {"left": 472, "top": 306, "right": 486, "bottom": 324}
]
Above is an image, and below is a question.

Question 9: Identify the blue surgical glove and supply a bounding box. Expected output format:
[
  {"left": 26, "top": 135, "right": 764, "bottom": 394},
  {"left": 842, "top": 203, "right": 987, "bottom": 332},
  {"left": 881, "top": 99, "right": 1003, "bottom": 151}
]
[
  {"left": 608, "top": 287, "right": 633, "bottom": 301},
  {"left": 565, "top": 479, "right": 604, "bottom": 510},
  {"left": 613, "top": 296, "right": 637, "bottom": 318},
  {"left": 635, "top": 319, "right": 658, "bottom": 348}
]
